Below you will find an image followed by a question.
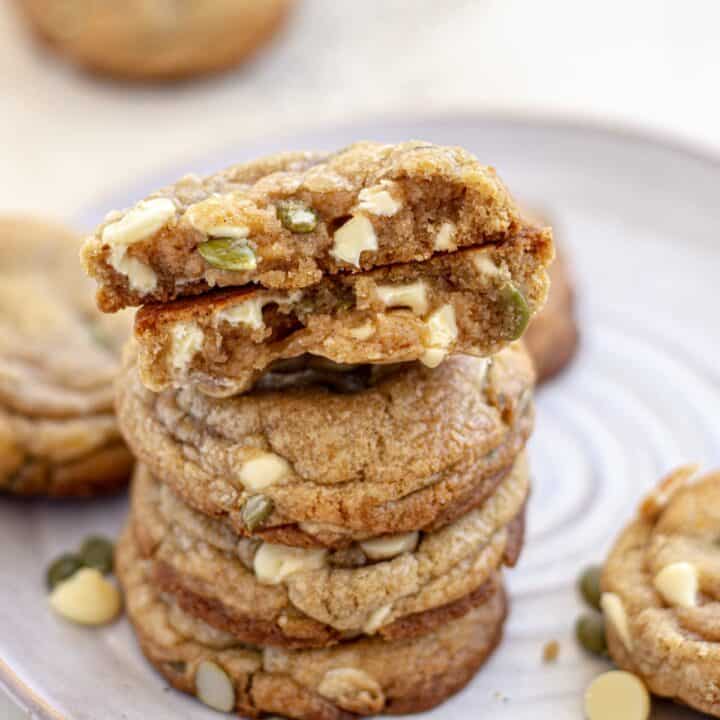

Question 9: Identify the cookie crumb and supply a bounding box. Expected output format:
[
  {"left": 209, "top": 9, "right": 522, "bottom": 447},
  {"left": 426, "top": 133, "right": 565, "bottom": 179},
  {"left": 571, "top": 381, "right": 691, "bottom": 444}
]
[{"left": 542, "top": 640, "right": 560, "bottom": 663}]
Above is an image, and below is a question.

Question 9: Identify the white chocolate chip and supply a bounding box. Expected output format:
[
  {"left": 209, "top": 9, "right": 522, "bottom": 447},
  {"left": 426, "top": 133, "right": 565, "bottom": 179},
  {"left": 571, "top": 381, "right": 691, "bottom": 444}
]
[
  {"left": 420, "top": 304, "right": 458, "bottom": 368},
  {"left": 238, "top": 452, "right": 291, "bottom": 492},
  {"left": 363, "top": 604, "right": 392, "bottom": 634},
  {"left": 653, "top": 562, "right": 698, "bottom": 608},
  {"left": 108, "top": 249, "right": 158, "bottom": 292},
  {"left": 360, "top": 531, "right": 419, "bottom": 560},
  {"left": 317, "top": 668, "right": 385, "bottom": 715},
  {"left": 375, "top": 281, "right": 428, "bottom": 316},
  {"left": 601, "top": 592, "right": 632, "bottom": 650},
  {"left": 170, "top": 321, "right": 204, "bottom": 373},
  {"left": 434, "top": 221, "right": 457, "bottom": 251},
  {"left": 331, "top": 215, "right": 378, "bottom": 267},
  {"left": 215, "top": 292, "right": 302, "bottom": 332},
  {"left": 253, "top": 543, "right": 327, "bottom": 584},
  {"left": 348, "top": 322, "right": 375, "bottom": 340},
  {"left": 584, "top": 671, "right": 650, "bottom": 720},
  {"left": 195, "top": 661, "right": 235, "bottom": 713},
  {"left": 186, "top": 195, "right": 250, "bottom": 239},
  {"left": 49, "top": 568, "right": 122, "bottom": 626},
  {"left": 102, "top": 198, "right": 175, "bottom": 248},
  {"left": 356, "top": 182, "right": 401, "bottom": 216},
  {"left": 473, "top": 253, "right": 503, "bottom": 278},
  {"left": 101, "top": 198, "right": 173, "bottom": 292}
]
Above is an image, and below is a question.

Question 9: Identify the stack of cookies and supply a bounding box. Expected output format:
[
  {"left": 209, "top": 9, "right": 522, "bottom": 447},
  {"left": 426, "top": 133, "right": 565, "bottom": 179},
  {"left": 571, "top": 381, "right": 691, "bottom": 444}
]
[{"left": 82, "top": 141, "right": 553, "bottom": 717}]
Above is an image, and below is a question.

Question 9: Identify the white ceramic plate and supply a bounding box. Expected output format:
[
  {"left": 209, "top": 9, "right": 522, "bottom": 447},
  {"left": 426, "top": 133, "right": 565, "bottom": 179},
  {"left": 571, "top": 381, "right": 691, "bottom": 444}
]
[{"left": 3, "top": 116, "right": 719, "bottom": 720}]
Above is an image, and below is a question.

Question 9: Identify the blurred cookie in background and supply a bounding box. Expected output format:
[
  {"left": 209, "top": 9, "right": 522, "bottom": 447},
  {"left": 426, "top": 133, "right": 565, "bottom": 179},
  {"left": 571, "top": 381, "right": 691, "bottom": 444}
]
[
  {"left": 521, "top": 209, "right": 578, "bottom": 383},
  {"left": 0, "top": 216, "right": 134, "bottom": 497},
  {"left": 15, "top": 0, "right": 295, "bottom": 81}
]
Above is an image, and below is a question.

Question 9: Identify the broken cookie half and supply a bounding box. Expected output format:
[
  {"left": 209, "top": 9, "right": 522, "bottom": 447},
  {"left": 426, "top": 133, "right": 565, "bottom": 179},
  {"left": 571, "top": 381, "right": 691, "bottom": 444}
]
[{"left": 82, "top": 141, "right": 525, "bottom": 312}]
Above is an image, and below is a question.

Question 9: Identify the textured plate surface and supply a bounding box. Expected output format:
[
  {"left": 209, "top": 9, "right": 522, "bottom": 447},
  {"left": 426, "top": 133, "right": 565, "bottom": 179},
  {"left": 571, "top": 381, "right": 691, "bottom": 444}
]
[{"left": 2, "top": 116, "right": 719, "bottom": 719}]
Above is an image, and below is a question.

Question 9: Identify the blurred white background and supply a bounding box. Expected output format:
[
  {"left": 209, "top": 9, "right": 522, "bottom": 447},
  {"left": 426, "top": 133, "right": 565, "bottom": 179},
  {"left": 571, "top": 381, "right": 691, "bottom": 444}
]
[
  {"left": 1, "top": 0, "right": 719, "bottom": 717},
  {"left": 2, "top": 0, "right": 720, "bottom": 221}
]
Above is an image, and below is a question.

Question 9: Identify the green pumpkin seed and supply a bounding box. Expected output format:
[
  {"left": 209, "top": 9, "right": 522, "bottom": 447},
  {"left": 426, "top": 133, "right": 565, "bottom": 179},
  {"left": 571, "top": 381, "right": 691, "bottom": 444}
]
[
  {"left": 242, "top": 495, "right": 274, "bottom": 531},
  {"left": 276, "top": 200, "right": 318, "bottom": 233},
  {"left": 198, "top": 238, "right": 257, "bottom": 271},
  {"left": 46, "top": 553, "right": 83, "bottom": 591},
  {"left": 79, "top": 536, "right": 115, "bottom": 574},
  {"left": 500, "top": 282, "right": 530, "bottom": 340},
  {"left": 579, "top": 565, "right": 603, "bottom": 610},
  {"left": 575, "top": 613, "right": 607, "bottom": 656}
]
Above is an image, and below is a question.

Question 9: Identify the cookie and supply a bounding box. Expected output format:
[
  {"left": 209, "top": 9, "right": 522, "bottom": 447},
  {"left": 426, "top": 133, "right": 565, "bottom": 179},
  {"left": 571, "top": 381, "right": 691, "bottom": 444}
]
[
  {"left": 116, "top": 342, "right": 535, "bottom": 542},
  {"left": 117, "top": 524, "right": 508, "bottom": 718},
  {"left": 129, "top": 457, "right": 527, "bottom": 648},
  {"left": 80, "top": 141, "right": 544, "bottom": 311},
  {"left": 16, "top": 0, "right": 294, "bottom": 81},
  {"left": 602, "top": 466, "right": 720, "bottom": 716},
  {"left": 525, "top": 245, "right": 578, "bottom": 383},
  {"left": 0, "top": 216, "right": 133, "bottom": 496},
  {"left": 135, "top": 226, "right": 549, "bottom": 396}
]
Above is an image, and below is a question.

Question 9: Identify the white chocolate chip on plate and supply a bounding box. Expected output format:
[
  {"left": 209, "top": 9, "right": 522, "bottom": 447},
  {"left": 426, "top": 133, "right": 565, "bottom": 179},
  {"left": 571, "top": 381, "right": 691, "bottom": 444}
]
[
  {"left": 195, "top": 660, "right": 235, "bottom": 713},
  {"left": 653, "top": 561, "right": 698, "bottom": 608},
  {"left": 360, "top": 531, "right": 419, "bottom": 560},
  {"left": 600, "top": 592, "right": 632, "bottom": 650},
  {"left": 375, "top": 281, "right": 428, "bottom": 316},
  {"left": 253, "top": 543, "right": 327, "bottom": 584},
  {"left": 584, "top": 671, "right": 650, "bottom": 720},
  {"left": 330, "top": 215, "right": 378, "bottom": 267},
  {"left": 49, "top": 568, "right": 122, "bottom": 626}
]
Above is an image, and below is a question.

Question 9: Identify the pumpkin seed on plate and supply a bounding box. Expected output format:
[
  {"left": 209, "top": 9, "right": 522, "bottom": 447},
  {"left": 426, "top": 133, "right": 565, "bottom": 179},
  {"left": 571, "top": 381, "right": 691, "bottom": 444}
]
[
  {"left": 579, "top": 565, "right": 603, "bottom": 610},
  {"left": 46, "top": 553, "right": 83, "bottom": 591},
  {"left": 576, "top": 613, "right": 608, "bottom": 656},
  {"left": 79, "top": 536, "right": 115, "bottom": 574}
]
